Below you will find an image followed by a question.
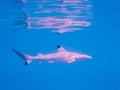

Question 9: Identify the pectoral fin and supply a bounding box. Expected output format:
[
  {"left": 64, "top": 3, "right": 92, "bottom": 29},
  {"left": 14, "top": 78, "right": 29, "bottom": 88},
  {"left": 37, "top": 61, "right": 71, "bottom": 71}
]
[{"left": 67, "top": 59, "right": 75, "bottom": 63}]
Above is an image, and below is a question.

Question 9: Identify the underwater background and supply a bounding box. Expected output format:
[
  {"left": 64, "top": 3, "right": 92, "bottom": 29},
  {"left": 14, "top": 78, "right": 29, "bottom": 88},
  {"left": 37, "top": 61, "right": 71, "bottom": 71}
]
[{"left": 0, "top": 0, "right": 120, "bottom": 90}]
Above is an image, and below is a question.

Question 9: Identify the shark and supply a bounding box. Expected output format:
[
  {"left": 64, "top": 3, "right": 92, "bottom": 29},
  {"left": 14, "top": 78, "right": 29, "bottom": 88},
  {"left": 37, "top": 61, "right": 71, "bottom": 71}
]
[{"left": 12, "top": 45, "right": 92, "bottom": 65}]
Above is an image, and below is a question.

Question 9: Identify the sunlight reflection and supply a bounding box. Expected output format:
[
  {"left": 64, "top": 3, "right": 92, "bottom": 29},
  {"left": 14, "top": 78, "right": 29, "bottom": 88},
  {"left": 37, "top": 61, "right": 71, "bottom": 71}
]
[{"left": 14, "top": 0, "right": 92, "bottom": 33}]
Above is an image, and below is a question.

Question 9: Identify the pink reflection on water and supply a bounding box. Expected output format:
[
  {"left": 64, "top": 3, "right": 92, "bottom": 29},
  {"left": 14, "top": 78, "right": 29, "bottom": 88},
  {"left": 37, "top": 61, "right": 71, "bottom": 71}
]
[
  {"left": 18, "top": 0, "right": 92, "bottom": 33},
  {"left": 53, "top": 28, "right": 83, "bottom": 34},
  {"left": 26, "top": 17, "right": 91, "bottom": 32}
]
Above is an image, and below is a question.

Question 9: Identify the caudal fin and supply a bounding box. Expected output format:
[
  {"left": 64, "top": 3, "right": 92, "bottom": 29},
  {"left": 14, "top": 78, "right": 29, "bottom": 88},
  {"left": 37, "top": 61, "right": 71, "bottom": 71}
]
[{"left": 12, "top": 49, "right": 32, "bottom": 65}]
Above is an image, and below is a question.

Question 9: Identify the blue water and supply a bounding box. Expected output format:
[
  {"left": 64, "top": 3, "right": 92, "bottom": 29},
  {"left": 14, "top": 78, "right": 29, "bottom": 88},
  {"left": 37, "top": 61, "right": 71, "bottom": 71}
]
[{"left": 0, "top": 0, "right": 120, "bottom": 90}]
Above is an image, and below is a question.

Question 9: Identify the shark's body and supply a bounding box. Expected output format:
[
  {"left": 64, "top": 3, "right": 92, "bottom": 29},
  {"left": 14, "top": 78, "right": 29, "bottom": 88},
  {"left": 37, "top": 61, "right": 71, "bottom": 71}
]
[{"left": 12, "top": 45, "right": 92, "bottom": 65}]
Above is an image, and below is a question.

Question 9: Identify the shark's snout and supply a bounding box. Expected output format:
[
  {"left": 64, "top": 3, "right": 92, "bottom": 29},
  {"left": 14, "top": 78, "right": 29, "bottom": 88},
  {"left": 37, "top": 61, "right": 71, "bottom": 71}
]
[
  {"left": 81, "top": 54, "right": 92, "bottom": 59},
  {"left": 85, "top": 55, "right": 92, "bottom": 59}
]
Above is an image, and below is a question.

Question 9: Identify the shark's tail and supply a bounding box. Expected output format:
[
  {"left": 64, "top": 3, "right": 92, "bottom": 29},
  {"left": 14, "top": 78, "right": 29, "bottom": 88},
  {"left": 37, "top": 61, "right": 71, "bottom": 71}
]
[{"left": 12, "top": 49, "right": 32, "bottom": 65}]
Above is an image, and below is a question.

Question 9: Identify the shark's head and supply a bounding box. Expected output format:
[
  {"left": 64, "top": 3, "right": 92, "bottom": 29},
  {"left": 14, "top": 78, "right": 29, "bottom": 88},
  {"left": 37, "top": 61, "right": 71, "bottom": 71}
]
[{"left": 75, "top": 54, "right": 92, "bottom": 60}]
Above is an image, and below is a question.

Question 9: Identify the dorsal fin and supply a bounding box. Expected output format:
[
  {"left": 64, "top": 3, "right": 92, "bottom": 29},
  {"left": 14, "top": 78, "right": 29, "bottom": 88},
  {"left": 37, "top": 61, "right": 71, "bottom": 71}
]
[{"left": 57, "top": 45, "right": 66, "bottom": 52}]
